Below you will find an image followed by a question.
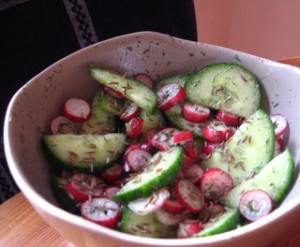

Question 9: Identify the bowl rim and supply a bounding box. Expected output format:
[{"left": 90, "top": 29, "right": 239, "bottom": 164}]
[{"left": 4, "top": 31, "right": 300, "bottom": 245}]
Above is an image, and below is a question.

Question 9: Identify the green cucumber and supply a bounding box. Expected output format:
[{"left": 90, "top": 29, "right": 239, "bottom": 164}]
[
  {"left": 93, "top": 90, "right": 124, "bottom": 115},
  {"left": 139, "top": 109, "right": 166, "bottom": 134},
  {"left": 120, "top": 207, "right": 176, "bottom": 238},
  {"left": 42, "top": 133, "right": 126, "bottom": 172},
  {"left": 89, "top": 67, "right": 157, "bottom": 113},
  {"left": 194, "top": 208, "right": 239, "bottom": 237},
  {"left": 154, "top": 74, "right": 191, "bottom": 91},
  {"left": 113, "top": 146, "right": 183, "bottom": 203},
  {"left": 50, "top": 176, "right": 80, "bottom": 215},
  {"left": 185, "top": 63, "right": 261, "bottom": 117},
  {"left": 164, "top": 104, "right": 205, "bottom": 137},
  {"left": 222, "top": 149, "right": 295, "bottom": 208},
  {"left": 202, "top": 109, "right": 275, "bottom": 185}
]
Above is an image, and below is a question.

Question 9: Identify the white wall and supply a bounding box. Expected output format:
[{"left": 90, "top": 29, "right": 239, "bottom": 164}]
[{"left": 194, "top": 0, "right": 300, "bottom": 61}]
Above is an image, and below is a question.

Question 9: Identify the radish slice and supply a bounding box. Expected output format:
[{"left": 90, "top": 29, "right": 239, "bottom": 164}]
[
  {"left": 63, "top": 98, "right": 91, "bottom": 122},
  {"left": 103, "top": 86, "right": 125, "bottom": 99},
  {"left": 134, "top": 73, "right": 154, "bottom": 89},
  {"left": 66, "top": 173, "right": 105, "bottom": 202},
  {"left": 50, "top": 116, "right": 79, "bottom": 134},
  {"left": 120, "top": 101, "right": 140, "bottom": 121},
  {"left": 125, "top": 149, "right": 152, "bottom": 173},
  {"left": 150, "top": 128, "right": 180, "bottom": 151},
  {"left": 182, "top": 102, "right": 210, "bottom": 123},
  {"left": 202, "top": 120, "right": 234, "bottom": 143},
  {"left": 183, "top": 164, "right": 204, "bottom": 184},
  {"left": 125, "top": 117, "right": 144, "bottom": 139},
  {"left": 102, "top": 163, "right": 123, "bottom": 184},
  {"left": 239, "top": 189, "right": 273, "bottom": 222},
  {"left": 145, "top": 127, "right": 162, "bottom": 143},
  {"left": 200, "top": 168, "right": 234, "bottom": 201},
  {"left": 103, "top": 186, "right": 120, "bottom": 200},
  {"left": 172, "top": 130, "right": 194, "bottom": 145},
  {"left": 177, "top": 220, "right": 203, "bottom": 238},
  {"left": 274, "top": 137, "right": 284, "bottom": 157},
  {"left": 183, "top": 141, "right": 201, "bottom": 161},
  {"left": 128, "top": 188, "right": 170, "bottom": 215},
  {"left": 175, "top": 179, "right": 205, "bottom": 213},
  {"left": 155, "top": 208, "right": 182, "bottom": 226},
  {"left": 81, "top": 198, "right": 120, "bottom": 228},
  {"left": 163, "top": 198, "right": 185, "bottom": 214},
  {"left": 271, "top": 114, "right": 289, "bottom": 138},
  {"left": 157, "top": 83, "right": 186, "bottom": 112},
  {"left": 215, "top": 110, "right": 242, "bottom": 126}
]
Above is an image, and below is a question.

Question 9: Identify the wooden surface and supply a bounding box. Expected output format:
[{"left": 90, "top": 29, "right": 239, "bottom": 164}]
[{"left": 0, "top": 192, "right": 300, "bottom": 247}]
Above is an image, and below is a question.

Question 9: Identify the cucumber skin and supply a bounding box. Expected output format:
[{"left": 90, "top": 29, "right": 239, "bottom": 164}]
[
  {"left": 50, "top": 176, "right": 80, "bottom": 215},
  {"left": 42, "top": 133, "right": 126, "bottom": 172},
  {"left": 222, "top": 149, "right": 295, "bottom": 209},
  {"left": 113, "top": 147, "right": 183, "bottom": 203},
  {"left": 202, "top": 109, "right": 275, "bottom": 185},
  {"left": 194, "top": 209, "right": 239, "bottom": 237},
  {"left": 185, "top": 63, "right": 261, "bottom": 118},
  {"left": 89, "top": 67, "right": 157, "bottom": 113},
  {"left": 120, "top": 207, "right": 176, "bottom": 238}
]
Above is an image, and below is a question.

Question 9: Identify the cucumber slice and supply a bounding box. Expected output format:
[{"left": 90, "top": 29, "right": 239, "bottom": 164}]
[
  {"left": 120, "top": 207, "right": 176, "bottom": 238},
  {"left": 185, "top": 63, "right": 261, "bottom": 118},
  {"left": 113, "top": 146, "right": 183, "bottom": 203},
  {"left": 194, "top": 208, "right": 239, "bottom": 237},
  {"left": 139, "top": 109, "right": 166, "bottom": 135},
  {"left": 81, "top": 91, "right": 119, "bottom": 135},
  {"left": 50, "top": 176, "right": 80, "bottom": 215},
  {"left": 42, "top": 133, "right": 126, "bottom": 172},
  {"left": 89, "top": 67, "right": 157, "bottom": 113},
  {"left": 202, "top": 109, "right": 275, "bottom": 185},
  {"left": 94, "top": 90, "right": 124, "bottom": 115},
  {"left": 154, "top": 74, "right": 191, "bottom": 91},
  {"left": 222, "top": 149, "right": 295, "bottom": 208},
  {"left": 164, "top": 104, "right": 206, "bottom": 138}
]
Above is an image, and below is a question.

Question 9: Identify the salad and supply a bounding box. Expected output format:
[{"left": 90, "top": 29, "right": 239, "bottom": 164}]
[{"left": 42, "top": 63, "right": 294, "bottom": 238}]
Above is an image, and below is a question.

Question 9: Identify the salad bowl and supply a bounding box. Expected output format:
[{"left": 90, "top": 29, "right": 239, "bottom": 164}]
[{"left": 4, "top": 31, "right": 300, "bottom": 247}]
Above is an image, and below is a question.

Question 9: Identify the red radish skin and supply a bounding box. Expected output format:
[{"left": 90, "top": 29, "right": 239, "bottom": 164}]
[
  {"left": 201, "top": 141, "right": 224, "bottom": 159},
  {"left": 150, "top": 128, "right": 180, "bottom": 151},
  {"left": 183, "top": 164, "right": 204, "bottom": 184},
  {"left": 157, "top": 83, "right": 186, "bottom": 112},
  {"left": 50, "top": 116, "right": 79, "bottom": 134},
  {"left": 202, "top": 120, "right": 234, "bottom": 143},
  {"left": 134, "top": 73, "right": 154, "bottom": 89},
  {"left": 175, "top": 179, "right": 205, "bottom": 213},
  {"left": 120, "top": 101, "right": 140, "bottom": 121},
  {"left": 163, "top": 198, "right": 185, "bottom": 214},
  {"left": 182, "top": 102, "right": 210, "bottom": 123},
  {"left": 239, "top": 189, "right": 273, "bottom": 222},
  {"left": 177, "top": 220, "right": 203, "bottom": 238},
  {"left": 183, "top": 141, "right": 201, "bottom": 161},
  {"left": 145, "top": 127, "right": 162, "bottom": 143},
  {"left": 172, "top": 130, "right": 194, "bottom": 145},
  {"left": 63, "top": 98, "right": 91, "bottom": 122},
  {"left": 102, "top": 163, "right": 123, "bottom": 184},
  {"left": 103, "top": 86, "right": 125, "bottom": 99},
  {"left": 125, "top": 117, "right": 144, "bottom": 139},
  {"left": 66, "top": 173, "right": 105, "bottom": 202},
  {"left": 125, "top": 149, "right": 152, "bottom": 173},
  {"left": 200, "top": 168, "right": 234, "bottom": 201},
  {"left": 215, "top": 110, "right": 242, "bottom": 126},
  {"left": 81, "top": 198, "right": 120, "bottom": 228}
]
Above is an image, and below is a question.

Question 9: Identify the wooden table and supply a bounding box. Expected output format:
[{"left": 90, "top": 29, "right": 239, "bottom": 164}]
[{"left": 0, "top": 192, "right": 300, "bottom": 247}]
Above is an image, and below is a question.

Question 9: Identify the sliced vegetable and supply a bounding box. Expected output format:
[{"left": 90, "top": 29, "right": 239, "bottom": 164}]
[
  {"left": 202, "top": 120, "right": 234, "bottom": 143},
  {"left": 134, "top": 73, "right": 154, "bottom": 89},
  {"left": 182, "top": 102, "right": 210, "bottom": 123},
  {"left": 125, "top": 149, "right": 152, "bottom": 173},
  {"left": 271, "top": 114, "right": 289, "bottom": 139},
  {"left": 63, "top": 98, "right": 91, "bottom": 122},
  {"left": 50, "top": 116, "right": 79, "bottom": 135},
  {"left": 157, "top": 83, "right": 186, "bottom": 112},
  {"left": 239, "top": 189, "right": 273, "bottom": 222},
  {"left": 177, "top": 220, "right": 203, "bottom": 238},
  {"left": 125, "top": 117, "right": 144, "bottom": 140},
  {"left": 215, "top": 110, "right": 242, "bottom": 126},
  {"left": 120, "top": 101, "right": 140, "bottom": 121},
  {"left": 81, "top": 197, "right": 120, "bottom": 228}
]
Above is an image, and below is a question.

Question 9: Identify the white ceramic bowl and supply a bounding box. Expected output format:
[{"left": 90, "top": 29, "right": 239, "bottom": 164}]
[{"left": 4, "top": 32, "right": 300, "bottom": 247}]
